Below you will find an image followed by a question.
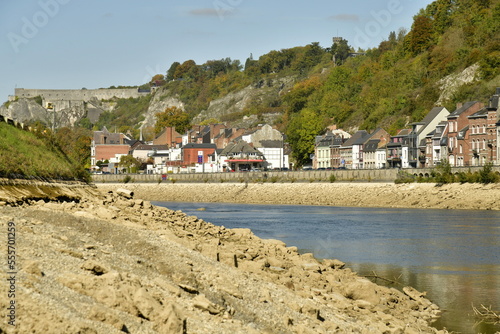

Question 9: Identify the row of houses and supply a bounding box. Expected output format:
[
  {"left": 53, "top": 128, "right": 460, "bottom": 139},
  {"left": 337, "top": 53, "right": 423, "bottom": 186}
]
[
  {"left": 313, "top": 88, "right": 500, "bottom": 169},
  {"left": 90, "top": 124, "right": 290, "bottom": 174}
]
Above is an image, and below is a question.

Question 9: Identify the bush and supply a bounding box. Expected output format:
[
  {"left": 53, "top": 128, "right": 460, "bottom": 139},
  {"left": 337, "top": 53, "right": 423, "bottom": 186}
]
[
  {"left": 478, "top": 163, "right": 499, "bottom": 184},
  {"left": 329, "top": 174, "right": 336, "bottom": 183},
  {"left": 395, "top": 171, "right": 416, "bottom": 184},
  {"left": 123, "top": 175, "right": 132, "bottom": 183}
]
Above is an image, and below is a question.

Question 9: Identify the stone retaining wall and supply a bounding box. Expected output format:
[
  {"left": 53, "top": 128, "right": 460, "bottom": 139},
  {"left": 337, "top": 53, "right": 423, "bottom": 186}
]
[{"left": 92, "top": 166, "right": 500, "bottom": 183}]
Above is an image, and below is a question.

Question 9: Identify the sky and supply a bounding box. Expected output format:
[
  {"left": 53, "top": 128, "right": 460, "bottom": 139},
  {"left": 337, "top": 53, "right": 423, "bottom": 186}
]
[{"left": 0, "top": 0, "right": 434, "bottom": 103}]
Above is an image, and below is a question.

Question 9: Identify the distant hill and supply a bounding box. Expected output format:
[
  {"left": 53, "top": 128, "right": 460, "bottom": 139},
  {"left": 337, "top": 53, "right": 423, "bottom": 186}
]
[{"left": 2, "top": 0, "right": 498, "bottom": 163}]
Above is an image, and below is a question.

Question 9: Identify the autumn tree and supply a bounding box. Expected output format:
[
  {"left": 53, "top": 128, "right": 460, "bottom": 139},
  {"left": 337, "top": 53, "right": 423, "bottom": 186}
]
[
  {"left": 405, "top": 15, "right": 434, "bottom": 55},
  {"left": 155, "top": 106, "right": 190, "bottom": 135}
]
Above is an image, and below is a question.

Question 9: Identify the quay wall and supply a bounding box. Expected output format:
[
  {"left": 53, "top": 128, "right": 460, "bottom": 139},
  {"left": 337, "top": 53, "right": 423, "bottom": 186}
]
[{"left": 91, "top": 166, "right": 500, "bottom": 183}]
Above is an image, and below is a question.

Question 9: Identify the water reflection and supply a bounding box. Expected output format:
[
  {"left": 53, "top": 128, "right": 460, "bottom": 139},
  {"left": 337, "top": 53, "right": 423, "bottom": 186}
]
[{"left": 153, "top": 201, "right": 500, "bottom": 334}]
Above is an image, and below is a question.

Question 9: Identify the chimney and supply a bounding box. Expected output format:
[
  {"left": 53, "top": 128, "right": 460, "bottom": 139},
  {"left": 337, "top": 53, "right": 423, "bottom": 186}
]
[
  {"left": 496, "top": 87, "right": 500, "bottom": 95},
  {"left": 456, "top": 102, "right": 463, "bottom": 109}
]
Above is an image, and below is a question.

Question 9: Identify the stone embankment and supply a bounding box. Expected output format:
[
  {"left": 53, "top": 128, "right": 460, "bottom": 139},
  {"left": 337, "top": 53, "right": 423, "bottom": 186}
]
[
  {"left": 0, "top": 183, "right": 448, "bottom": 333},
  {"left": 97, "top": 182, "right": 500, "bottom": 211}
]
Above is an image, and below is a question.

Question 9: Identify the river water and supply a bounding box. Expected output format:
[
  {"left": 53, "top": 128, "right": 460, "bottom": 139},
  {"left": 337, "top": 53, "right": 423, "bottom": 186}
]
[{"left": 152, "top": 201, "right": 500, "bottom": 334}]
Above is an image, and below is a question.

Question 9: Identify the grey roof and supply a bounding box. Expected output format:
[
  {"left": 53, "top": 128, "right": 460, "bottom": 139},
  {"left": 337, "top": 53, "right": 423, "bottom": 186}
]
[
  {"left": 341, "top": 130, "right": 369, "bottom": 147},
  {"left": 364, "top": 139, "right": 380, "bottom": 152},
  {"left": 448, "top": 101, "right": 479, "bottom": 118},
  {"left": 468, "top": 108, "right": 489, "bottom": 118},
  {"left": 182, "top": 143, "right": 216, "bottom": 149},
  {"left": 133, "top": 144, "right": 169, "bottom": 151},
  {"left": 421, "top": 107, "right": 447, "bottom": 125},
  {"left": 220, "top": 140, "right": 262, "bottom": 156}
]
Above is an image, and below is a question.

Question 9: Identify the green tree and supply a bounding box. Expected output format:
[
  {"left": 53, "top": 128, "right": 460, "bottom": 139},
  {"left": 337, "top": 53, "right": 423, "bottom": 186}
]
[
  {"left": 166, "top": 62, "right": 180, "bottom": 81},
  {"left": 155, "top": 106, "right": 191, "bottom": 135},
  {"left": 119, "top": 155, "right": 142, "bottom": 173},
  {"left": 285, "top": 108, "right": 325, "bottom": 167},
  {"left": 330, "top": 38, "right": 351, "bottom": 65}
]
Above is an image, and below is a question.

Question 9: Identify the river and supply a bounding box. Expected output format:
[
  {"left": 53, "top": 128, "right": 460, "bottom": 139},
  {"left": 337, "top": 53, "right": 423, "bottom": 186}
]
[{"left": 152, "top": 201, "right": 500, "bottom": 334}]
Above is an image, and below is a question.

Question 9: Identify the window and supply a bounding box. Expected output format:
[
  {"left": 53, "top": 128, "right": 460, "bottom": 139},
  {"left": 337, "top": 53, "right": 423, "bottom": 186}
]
[{"left": 459, "top": 145, "right": 463, "bottom": 154}]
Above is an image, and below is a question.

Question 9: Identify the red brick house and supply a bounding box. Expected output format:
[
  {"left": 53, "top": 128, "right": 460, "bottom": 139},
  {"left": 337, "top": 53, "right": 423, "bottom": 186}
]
[
  {"left": 91, "top": 127, "right": 132, "bottom": 170},
  {"left": 468, "top": 105, "right": 497, "bottom": 166},
  {"left": 446, "top": 101, "right": 484, "bottom": 166},
  {"left": 153, "top": 127, "right": 182, "bottom": 148},
  {"left": 182, "top": 143, "right": 216, "bottom": 165}
]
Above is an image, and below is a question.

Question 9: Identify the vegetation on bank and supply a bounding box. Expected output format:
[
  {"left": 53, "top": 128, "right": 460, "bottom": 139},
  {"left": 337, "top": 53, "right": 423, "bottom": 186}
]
[
  {"left": 0, "top": 122, "right": 91, "bottom": 182},
  {"left": 395, "top": 160, "right": 500, "bottom": 185}
]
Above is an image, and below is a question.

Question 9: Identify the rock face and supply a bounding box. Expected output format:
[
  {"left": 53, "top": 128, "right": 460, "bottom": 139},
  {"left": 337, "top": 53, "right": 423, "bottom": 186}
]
[
  {"left": 0, "top": 183, "right": 447, "bottom": 333},
  {"left": 192, "top": 76, "right": 296, "bottom": 127},
  {"left": 140, "top": 87, "right": 185, "bottom": 130},
  {"left": 1, "top": 98, "right": 87, "bottom": 128}
]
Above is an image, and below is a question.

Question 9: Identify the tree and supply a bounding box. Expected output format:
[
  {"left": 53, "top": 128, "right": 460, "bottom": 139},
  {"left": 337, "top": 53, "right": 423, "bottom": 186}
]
[
  {"left": 119, "top": 155, "right": 142, "bottom": 173},
  {"left": 154, "top": 106, "right": 190, "bottom": 135},
  {"left": 173, "top": 60, "right": 198, "bottom": 80},
  {"left": 330, "top": 38, "right": 351, "bottom": 65},
  {"left": 166, "top": 62, "right": 180, "bottom": 81},
  {"left": 285, "top": 108, "right": 326, "bottom": 167},
  {"left": 150, "top": 74, "right": 166, "bottom": 87},
  {"left": 406, "top": 15, "right": 434, "bottom": 55}
]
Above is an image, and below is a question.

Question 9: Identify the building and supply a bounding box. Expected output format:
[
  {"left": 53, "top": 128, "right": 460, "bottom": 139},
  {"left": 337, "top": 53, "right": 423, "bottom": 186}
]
[
  {"left": 407, "top": 107, "right": 450, "bottom": 168},
  {"left": 340, "top": 130, "right": 369, "bottom": 169},
  {"left": 219, "top": 140, "right": 265, "bottom": 172},
  {"left": 91, "top": 127, "right": 132, "bottom": 171},
  {"left": 153, "top": 127, "right": 182, "bottom": 148},
  {"left": 446, "top": 101, "right": 484, "bottom": 166},
  {"left": 181, "top": 143, "right": 216, "bottom": 166}
]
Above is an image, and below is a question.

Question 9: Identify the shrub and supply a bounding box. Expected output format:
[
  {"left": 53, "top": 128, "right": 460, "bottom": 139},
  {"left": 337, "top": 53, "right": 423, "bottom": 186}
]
[
  {"left": 123, "top": 175, "right": 132, "bottom": 183},
  {"left": 478, "top": 163, "right": 499, "bottom": 184},
  {"left": 270, "top": 176, "right": 280, "bottom": 183},
  {"left": 329, "top": 174, "right": 336, "bottom": 183},
  {"left": 395, "top": 171, "right": 416, "bottom": 184}
]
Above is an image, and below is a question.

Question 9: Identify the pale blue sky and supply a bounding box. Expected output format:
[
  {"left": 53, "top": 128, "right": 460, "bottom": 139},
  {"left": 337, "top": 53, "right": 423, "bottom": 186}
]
[{"left": 0, "top": 0, "right": 433, "bottom": 102}]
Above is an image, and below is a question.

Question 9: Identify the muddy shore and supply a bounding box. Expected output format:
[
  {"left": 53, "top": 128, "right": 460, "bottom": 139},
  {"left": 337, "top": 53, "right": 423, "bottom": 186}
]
[
  {"left": 0, "top": 182, "right": 451, "bottom": 333},
  {"left": 97, "top": 182, "right": 500, "bottom": 211}
]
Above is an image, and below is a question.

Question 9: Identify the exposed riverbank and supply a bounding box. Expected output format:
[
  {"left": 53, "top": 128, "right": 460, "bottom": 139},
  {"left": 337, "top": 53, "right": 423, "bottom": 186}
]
[
  {"left": 0, "top": 183, "right": 447, "bottom": 333},
  {"left": 96, "top": 182, "right": 500, "bottom": 211}
]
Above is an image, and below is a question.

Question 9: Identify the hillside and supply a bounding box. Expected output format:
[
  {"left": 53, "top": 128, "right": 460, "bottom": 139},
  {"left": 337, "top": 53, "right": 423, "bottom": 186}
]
[
  {"left": 0, "top": 121, "right": 89, "bottom": 181},
  {"left": 1, "top": 0, "right": 498, "bottom": 162}
]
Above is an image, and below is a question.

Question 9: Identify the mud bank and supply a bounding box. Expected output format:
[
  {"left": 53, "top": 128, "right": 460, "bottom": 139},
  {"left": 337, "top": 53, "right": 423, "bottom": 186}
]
[
  {"left": 0, "top": 184, "right": 448, "bottom": 333},
  {"left": 97, "top": 182, "right": 500, "bottom": 211}
]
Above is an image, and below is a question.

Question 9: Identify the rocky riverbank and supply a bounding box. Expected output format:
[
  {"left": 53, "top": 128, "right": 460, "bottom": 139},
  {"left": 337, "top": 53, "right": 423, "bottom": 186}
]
[
  {"left": 97, "top": 182, "right": 500, "bottom": 211},
  {"left": 0, "top": 183, "right": 448, "bottom": 333}
]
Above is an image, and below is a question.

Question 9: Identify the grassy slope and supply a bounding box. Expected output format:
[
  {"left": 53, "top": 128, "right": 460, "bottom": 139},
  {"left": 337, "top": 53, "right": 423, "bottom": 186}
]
[{"left": 0, "top": 122, "right": 78, "bottom": 180}]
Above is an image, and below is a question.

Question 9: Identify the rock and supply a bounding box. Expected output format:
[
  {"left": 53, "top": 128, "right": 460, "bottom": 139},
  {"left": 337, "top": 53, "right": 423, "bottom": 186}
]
[
  {"left": 193, "top": 295, "right": 222, "bottom": 315},
  {"left": 322, "top": 259, "right": 345, "bottom": 270},
  {"left": 116, "top": 188, "right": 134, "bottom": 199},
  {"left": 23, "top": 260, "right": 44, "bottom": 277},
  {"left": 154, "top": 303, "right": 186, "bottom": 334},
  {"left": 94, "top": 207, "right": 116, "bottom": 220},
  {"left": 81, "top": 260, "right": 109, "bottom": 275}
]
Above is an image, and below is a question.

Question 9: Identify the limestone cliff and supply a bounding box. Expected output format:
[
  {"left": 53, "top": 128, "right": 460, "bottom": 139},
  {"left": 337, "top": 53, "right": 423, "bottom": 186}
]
[
  {"left": 0, "top": 98, "right": 86, "bottom": 128},
  {"left": 140, "top": 87, "right": 185, "bottom": 130},
  {"left": 192, "top": 76, "right": 296, "bottom": 127}
]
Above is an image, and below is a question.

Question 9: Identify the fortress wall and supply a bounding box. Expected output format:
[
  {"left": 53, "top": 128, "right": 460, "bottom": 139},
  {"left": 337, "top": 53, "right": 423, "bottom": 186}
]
[{"left": 14, "top": 88, "right": 149, "bottom": 110}]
